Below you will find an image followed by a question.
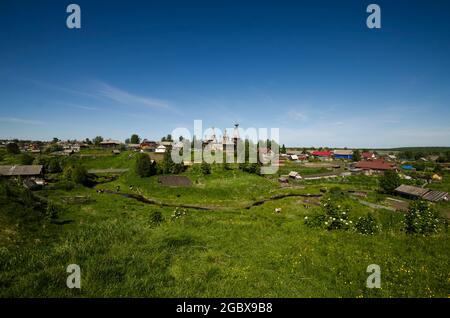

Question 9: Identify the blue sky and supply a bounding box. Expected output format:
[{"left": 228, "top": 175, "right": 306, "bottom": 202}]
[{"left": 1, "top": 0, "right": 449, "bottom": 147}]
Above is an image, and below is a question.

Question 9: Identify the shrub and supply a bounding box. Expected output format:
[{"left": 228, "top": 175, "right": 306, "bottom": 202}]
[
  {"left": 328, "top": 186, "right": 345, "bottom": 200},
  {"left": 200, "top": 161, "right": 211, "bottom": 175},
  {"left": 239, "top": 162, "right": 260, "bottom": 174},
  {"left": 354, "top": 213, "right": 379, "bottom": 235},
  {"left": 171, "top": 207, "right": 188, "bottom": 220},
  {"left": 45, "top": 202, "right": 58, "bottom": 220},
  {"left": 150, "top": 210, "right": 164, "bottom": 226},
  {"left": 304, "top": 214, "right": 326, "bottom": 228},
  {"left": 404, "top": 200, "right": 441, "bottom": 236},
  {"left": 321, "top": 197, "right": 351, "bottom": 230},
  {"left": 304, "top": 197, "right": 352, "bottom": 231},
  {"left": 222, "top": 161, "right": 232, "bottom": 171},
  {"left": 171, "top": 162, "right": 186, "bottom": 174},
  {"left": 50, "top": 180, "right": 75, "bottom": 191}
]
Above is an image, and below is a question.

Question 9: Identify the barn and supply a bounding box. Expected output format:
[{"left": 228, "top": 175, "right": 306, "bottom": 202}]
[
  {"left": 333, "top": 149, "right": 353, "bottom": 160},
  {"left": 394, "top": 184, "right": 449, "bottom": 202}
]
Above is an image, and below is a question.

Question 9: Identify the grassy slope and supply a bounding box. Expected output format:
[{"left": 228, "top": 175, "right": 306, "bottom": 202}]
[{"left": 1, "top": 154, "right": 449, "bottom": 297}]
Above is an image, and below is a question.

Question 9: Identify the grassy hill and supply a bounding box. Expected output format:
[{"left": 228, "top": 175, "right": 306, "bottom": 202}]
[{"left": 0, "top": 153, "right": 449, "bottom": 297}]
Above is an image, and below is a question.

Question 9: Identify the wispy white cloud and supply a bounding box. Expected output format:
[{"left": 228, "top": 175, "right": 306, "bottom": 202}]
[
  {"left": 28, "top": 78, "right": 177, "bottom": 112},
  {"left": 64, "top": 103, "right": 99, "bottom": 111},
  {"left": 0, "top": 117, "right": 45, "bottom": 125},
  {"left": 95, "top": 81, "right": 170, "bottom": 110},
  {"left": 287, "top": 110, "right": 308, "bottom": 121}
]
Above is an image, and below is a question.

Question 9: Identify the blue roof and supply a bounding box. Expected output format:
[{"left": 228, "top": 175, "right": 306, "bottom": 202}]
[{"left": 401, "top": 165, "right": 414, "bottom": 169}]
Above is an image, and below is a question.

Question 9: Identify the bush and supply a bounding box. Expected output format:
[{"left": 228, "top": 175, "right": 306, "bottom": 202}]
[
  {"left": 321, "top": 197, "right": 351, "bottom": 230},
  {"left": 49, "top": 180, "right": 75, "bottom": 191},
  {"left": 45, "top": 202, "right": 58, "bottom": 220},
  {"left": 304, "top": 197, "right": 352, "bottom": 231},
  {"left": 171, "top": 162, "right": 186, "bottom": 174},
  {"left": 328, "top": 186, "right": 345, "bottom": 200},
  {"left": 304, "top": 214, "right": 326, "bottom": 228},
  {"left": 354, "top": 213, "right": 379, "bottom": 235},
  {"left": 150, "top": 210, "right": 164, "bottom": 226},
  {"left": 200, "top": 161, "right": 211, "bottom": 175},
  {"left": 171, "top": 207, "right": 188, "bottom": 220},
  {"left": 404, "top": 200, "right": 441, "bottom": 236},
  {"left": 239, "top": 162, "right": 260, "bottom": 174},
  {"left": 222, "top": 161, "right": 232, "bottom": 171}
]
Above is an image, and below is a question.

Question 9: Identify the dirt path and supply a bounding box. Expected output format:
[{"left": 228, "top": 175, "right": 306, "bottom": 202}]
[
  {"left": 88, "top": 168, "right": 129, "bottom": 174},
  {"left": 100, "top": 189, "right": 323, "bottom": 211},
  {"left": 245, "top": 193, "right": 323, "bottom": 209},
  {"left": 357, "top": 199, "right": 396, "bottom": 211}
]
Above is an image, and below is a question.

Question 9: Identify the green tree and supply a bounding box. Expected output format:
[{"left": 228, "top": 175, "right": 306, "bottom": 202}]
[
  {"left": 162, "top": 151, "right": 175, "bottom": 174},
  {"left": 47, "top": 158, "right": 62, "bottom": 173},
  {"left": 379, "top": 170, "right": 401, "bottom": 194},
  {"left": 352, "top": 149, "right": 361, "bottom": 162},
  {"left": 281, "top": 144, "right": 287, "bottom": 154},
  {"left": 93, "top": 136, "right": 104, "bottom": 146},
  {"left": 130, "top": 134, "right": 140, "bottom": 144},
  {"left": 6, "top": 142, "right": 20, "bottom": 154},
  {"left": 20, "top": 153, "right": 34, "bottom": 165},
  {"left": 135, "top": 153, "right": 156, "bottom": 177},
  {"left": 64, "top": 165, "right": 89, "bottom": 185}
]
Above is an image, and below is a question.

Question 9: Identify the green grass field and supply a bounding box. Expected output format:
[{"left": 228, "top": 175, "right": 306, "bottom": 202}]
[{"left": 1, "top": 151, "right": 449, "bottom": 297}]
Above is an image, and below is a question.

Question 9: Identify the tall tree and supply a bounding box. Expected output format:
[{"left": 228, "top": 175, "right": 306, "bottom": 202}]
[
  {"left": 93, "top": 136, "right": 103, "bottom": 146},
  {"left": 135, "top": 153, "right": 156, "bottom": 177},
  {"left": 353, "top": 149, "right": 361, "bottom": 162},
  {"left": 379, "top": 170, "right": 401, "bottom": 194},
  {"left": 130, "top": 134, "right": 140, "bottom": 144},
  {"left": 6, "top": 143, "right": 20, "bottom": 154}
]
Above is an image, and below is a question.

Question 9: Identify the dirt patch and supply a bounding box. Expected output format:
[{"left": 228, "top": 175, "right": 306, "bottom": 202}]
[
  {"left": 158, "top": 175, "right": 192, "bottom": 187},
  {"left": 385, "top": 198, "right": 409, "bottom": 212}
]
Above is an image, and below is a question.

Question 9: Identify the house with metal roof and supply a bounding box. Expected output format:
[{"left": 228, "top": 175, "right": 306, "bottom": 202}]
[
  {"left": 394, "top": 184, "right": 448, "bottom": 202},
  {"left": 354, "top": 159, "right": 396, "bottom": 172},
  {"left": 0, "top": 165, "right": 43, "bottom": 177},
  {"left": 333, "top": 149, "right": 353, "bottom": 160}
]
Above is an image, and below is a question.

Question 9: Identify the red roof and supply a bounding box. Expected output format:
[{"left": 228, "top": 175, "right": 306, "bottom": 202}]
[
  {"left": 312, "top": 151, "right": 333, "bottom": 157},
  {"left": 362, "top": 152, "right": 375, "bottom": 159},
  {"left": 355, "top": 160, "right": 395, "bottom": 171}
]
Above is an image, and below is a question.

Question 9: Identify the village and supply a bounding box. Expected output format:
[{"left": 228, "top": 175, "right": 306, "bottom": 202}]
[
  {"left": 1, "top": 127, "right": 448, "bottom": 207},
  {"left": 1, "top": 128, "right": 449, "bottom": 298}
]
